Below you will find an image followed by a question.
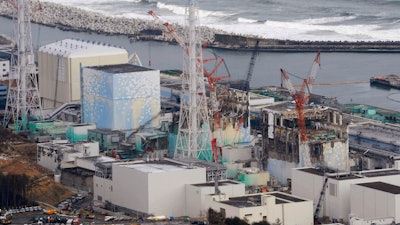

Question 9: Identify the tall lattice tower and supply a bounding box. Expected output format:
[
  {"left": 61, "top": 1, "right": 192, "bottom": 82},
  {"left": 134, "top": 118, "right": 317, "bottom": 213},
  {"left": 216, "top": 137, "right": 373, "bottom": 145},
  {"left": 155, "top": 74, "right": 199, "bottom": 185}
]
[
  {"left": 3, "top": 0, "right": 43, "bottom": 132},
  {"left": 174, "top": 0, "right": 213, "bottom": 161}
]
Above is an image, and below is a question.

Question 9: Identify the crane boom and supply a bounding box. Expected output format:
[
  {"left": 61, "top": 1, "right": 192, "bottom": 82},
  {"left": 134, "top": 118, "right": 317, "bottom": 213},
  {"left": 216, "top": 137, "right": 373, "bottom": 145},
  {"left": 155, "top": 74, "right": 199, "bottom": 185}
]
[
  {"left": 243, "top": 39, "right": 260, "bottom": 91},
  {"left": 305, "top": 50, "right": 321, "bottom": 100},
  {"left": 280, "top": 68, "right": 296, "bottom": 96},
  {"left": 280, "top": 68, "right": 308, "bottom": 142}
]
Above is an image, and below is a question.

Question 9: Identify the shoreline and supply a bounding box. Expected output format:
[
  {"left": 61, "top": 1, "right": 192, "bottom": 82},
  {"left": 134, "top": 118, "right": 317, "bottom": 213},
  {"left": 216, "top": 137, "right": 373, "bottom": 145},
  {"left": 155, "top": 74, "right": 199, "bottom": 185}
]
[{"left": 2, "top": 1, "right": 400, "bottom": 53}]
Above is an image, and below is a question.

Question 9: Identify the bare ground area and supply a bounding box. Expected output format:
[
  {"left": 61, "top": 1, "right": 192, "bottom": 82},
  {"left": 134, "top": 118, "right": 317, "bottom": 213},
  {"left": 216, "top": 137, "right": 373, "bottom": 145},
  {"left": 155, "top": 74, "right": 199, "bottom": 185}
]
[{"left": 0, "top": 127, "right": 74, "bottom": 206}]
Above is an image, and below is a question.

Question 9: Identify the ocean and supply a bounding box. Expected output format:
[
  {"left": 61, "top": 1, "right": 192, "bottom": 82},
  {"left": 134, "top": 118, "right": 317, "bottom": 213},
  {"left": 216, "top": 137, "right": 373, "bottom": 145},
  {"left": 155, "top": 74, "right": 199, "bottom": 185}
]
[
  {"left": 1, "top": 0, "right": 400, "bottom": 111},
  {"left": 43, "top": 0, "right": 400, "bottom": 42}
]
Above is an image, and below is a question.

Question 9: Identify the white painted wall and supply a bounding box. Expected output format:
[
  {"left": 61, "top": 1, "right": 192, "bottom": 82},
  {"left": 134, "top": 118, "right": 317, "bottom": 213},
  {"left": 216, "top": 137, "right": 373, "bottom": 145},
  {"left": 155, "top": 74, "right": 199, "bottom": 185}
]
[
  {"left": 147, "top": 167, "right": 205, "bottom": 217},
  {"left": 185, "top": 181, "right": 245, "bottom": 218},
  {"left": 350, "top": 184, "right": 400, "bottom": 223},
  {"left": 100, "top": 162, "right": 206, "bottom": 217},
  {"left": 93, "top": 176, "right": 113, "bottom": 203},
  {"left": 292, "top": 168, "right": 400, "bottom": 223},
  {"left": 205, "top": 193, "right": 313, "bottom": 225},
  {"left": 38, "top": 41, "right": 128, "bottom": 108}
]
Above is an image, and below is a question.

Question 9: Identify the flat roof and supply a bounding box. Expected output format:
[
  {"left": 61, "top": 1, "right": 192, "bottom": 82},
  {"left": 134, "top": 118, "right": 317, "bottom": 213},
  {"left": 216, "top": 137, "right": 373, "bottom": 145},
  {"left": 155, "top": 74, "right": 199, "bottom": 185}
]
[
  {"left": 79, "top": 156, "right": 115, "bottom": 163},
  {"left": 357, "top": 181, "right": 400, "bottom": 194},
  {"left": 221, "top": 192, "right": 306, "bottom": 208},
  {"left": 268, "top": 192, "right": 305, "bottom": 203},
  {"left": 117, "top": 159, "right": 197, "bottom": 173},
  {"left": 349, "top": 122, "right": 400, "bottom": 146},
  {"left": 88, "top": 63, "right": 153, "bottom": 73},
  {"left": 39, "top": 38, "right": 127, "bottom": 58},
  {"left": 122, "top": 162, "right": 186, "bottom": 173},
  {"left": 298, "top": 167, "right": 400, "bottom": 180}
]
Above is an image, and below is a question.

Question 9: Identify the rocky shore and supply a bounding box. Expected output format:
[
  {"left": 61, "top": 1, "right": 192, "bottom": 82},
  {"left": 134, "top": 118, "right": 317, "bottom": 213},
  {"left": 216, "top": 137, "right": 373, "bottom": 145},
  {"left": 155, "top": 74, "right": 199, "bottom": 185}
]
[
  {"left": 2, "top": 0, "right": 400, "bottom": 52},
  {"left": 0, "top": 0, "right": 224, "bottom": 42}
]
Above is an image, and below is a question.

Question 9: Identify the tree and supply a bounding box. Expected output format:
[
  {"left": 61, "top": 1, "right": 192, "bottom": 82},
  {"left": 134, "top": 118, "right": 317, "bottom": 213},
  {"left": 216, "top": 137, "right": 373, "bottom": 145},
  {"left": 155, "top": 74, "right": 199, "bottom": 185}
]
[{"left": 225, "top": 217, "right": 249, "bottom": 225}]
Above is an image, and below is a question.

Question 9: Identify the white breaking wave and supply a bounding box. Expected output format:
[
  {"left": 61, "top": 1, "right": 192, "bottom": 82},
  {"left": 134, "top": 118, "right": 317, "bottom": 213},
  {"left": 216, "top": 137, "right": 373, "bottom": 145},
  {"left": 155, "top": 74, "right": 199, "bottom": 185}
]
[
  {"left": 208, "top": 19, "right": 390, "bottom": 41},
  {"left": 237, "top": 17, "right": 258, "bottom": 23},
  {"left": 298, "top": 15, "right": 357, "bottom": 25},
  {"left": 41, "top": 0, "right": 400, "bottom": 41}
]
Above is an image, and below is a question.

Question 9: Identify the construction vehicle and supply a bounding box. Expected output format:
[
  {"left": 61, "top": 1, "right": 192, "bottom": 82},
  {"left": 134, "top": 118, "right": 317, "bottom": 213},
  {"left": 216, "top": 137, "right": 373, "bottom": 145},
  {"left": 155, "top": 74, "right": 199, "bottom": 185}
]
[{"left": 43, "top": 209, "right": 57, "bottom": 215}]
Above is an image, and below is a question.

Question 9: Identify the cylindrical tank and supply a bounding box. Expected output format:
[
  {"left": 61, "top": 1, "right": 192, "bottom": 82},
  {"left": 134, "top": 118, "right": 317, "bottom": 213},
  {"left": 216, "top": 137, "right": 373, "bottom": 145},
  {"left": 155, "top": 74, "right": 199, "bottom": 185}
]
[{"left": 54, "top": 174, "right": 61, "bottom": 183}]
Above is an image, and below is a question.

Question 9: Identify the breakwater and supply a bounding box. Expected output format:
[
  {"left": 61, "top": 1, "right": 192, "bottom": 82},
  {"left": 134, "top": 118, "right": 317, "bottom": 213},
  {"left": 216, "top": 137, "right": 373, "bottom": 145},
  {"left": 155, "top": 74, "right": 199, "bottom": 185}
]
[
  {"left": 0, "top": 0, "right": 220, "bottom": 42},
  {"left": 2, "top": 1, "right": 400, "bottom": 52}
]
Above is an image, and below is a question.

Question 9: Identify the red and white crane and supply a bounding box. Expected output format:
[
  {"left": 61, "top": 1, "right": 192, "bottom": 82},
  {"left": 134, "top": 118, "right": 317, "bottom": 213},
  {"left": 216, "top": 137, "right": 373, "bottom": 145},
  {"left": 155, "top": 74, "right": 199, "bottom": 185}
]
[{"left": 280, "top": 50, "right": 321, "bottom": 142}]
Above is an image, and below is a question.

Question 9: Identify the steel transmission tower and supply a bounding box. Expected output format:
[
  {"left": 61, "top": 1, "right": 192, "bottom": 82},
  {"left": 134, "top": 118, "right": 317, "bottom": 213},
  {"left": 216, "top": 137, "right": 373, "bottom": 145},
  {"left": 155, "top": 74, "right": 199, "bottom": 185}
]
[
  {"left": 3, "top": 0, "right": 43, "bottom": 132},
  {"left": 174, "top": 0, "right": 213, "bottom": 161}
]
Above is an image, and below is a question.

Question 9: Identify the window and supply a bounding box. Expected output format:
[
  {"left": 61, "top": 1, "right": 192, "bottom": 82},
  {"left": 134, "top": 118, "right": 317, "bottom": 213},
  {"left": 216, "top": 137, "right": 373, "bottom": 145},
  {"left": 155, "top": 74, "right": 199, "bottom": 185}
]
[
  {"left": 97, "top": 195, "right": 102, "bottom": 201},
  {"left": 329, "top": 183, "right": 337, "bottom": 196}
]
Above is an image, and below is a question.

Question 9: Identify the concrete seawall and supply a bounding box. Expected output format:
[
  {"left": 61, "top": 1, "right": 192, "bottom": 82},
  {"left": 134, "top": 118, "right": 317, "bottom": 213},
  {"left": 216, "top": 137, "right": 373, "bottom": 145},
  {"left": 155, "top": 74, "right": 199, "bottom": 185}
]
[{"left": 2, "top": 1, "right": 400, "bottom": 52}]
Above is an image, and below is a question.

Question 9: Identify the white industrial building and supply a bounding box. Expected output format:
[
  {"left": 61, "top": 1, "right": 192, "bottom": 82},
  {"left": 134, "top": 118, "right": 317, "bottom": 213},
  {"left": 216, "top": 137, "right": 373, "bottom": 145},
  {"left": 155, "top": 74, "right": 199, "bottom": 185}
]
[
  {"left": 185, "top": 180, "right": 245, "bottom": 218},
  {"left": 94, "top": 159, "right": 207, "bottom": 217},
  {"left": 37, "top": 140, "right": 100, "bottom": 171},
  {"left": 292, "top": 165, "right": 400, "bottom": 224},
  {"left": 204, "top": 192, "right": 313, "bottom": 225},
  {"left": 350, "top": 181, "right": 400, "bottom": 224},
  {"left": 37, "top": 39, "right": 128, "bottom": 109},
  {"left": 0, "top": 57, "right": 9, "bottom": 80}
]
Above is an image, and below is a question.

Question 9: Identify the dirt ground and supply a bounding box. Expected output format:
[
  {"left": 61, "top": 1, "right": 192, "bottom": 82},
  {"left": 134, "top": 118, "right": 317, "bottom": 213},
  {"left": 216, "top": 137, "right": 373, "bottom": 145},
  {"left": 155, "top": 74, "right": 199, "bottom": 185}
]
[{"left": 0, "top": 127, "right": 74, "bottom": 206}]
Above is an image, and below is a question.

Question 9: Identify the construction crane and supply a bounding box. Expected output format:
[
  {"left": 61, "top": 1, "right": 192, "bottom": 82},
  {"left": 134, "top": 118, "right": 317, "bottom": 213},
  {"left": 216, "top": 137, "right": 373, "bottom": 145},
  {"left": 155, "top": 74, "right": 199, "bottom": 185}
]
[
  {"left": 3, "top": 0, "right": 43, "bottom": 132},
  {"left": 280, "top": 51, "right": 321, "bottom": 142},
  {"left": 281, "top": 69, "right": 309, "bottom": 142},
  {"left": 304, "top": 50, "right": 320, "bottom": 102},
  {"left": 243, "top": 39, "right": 260, "bottom": 92}
]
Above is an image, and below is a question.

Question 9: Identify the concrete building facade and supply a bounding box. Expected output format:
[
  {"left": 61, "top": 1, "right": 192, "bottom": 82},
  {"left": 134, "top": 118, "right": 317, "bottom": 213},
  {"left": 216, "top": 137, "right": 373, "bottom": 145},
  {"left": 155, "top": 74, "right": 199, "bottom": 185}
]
[
  {"left": 93, "top": 159, "right": 206, "bottom": 217},
  {"left": 37, "top": 141, "right": 100, "bottom": 171},
  {"left": 205, "top": 192, "right": 313, "bottom": 225},
  {"left": 38, "top": 39, "right": 128, "bottom": 109},
  {"left": 292, "top": 166, "right": 400, "bottom": 223},
  {"left": 185, "top": 181, "right": 245, "bottom": 218},
  {"left": 82, "top": 64, "right": 160, "bottom": 134},
  {"left": 261, "top": 102, "right": 349, "bottom": 184},
  {"left": 350, "top": 181, "right": 400, "bottom": 224}
]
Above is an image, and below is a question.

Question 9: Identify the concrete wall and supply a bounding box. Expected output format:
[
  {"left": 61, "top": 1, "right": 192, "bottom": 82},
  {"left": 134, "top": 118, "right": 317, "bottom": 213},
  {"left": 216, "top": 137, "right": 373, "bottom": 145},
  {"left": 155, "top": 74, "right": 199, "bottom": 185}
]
[
  {"left": 350, "top": 184, "right": 400, "bottom": 223},
  {"left": 82, "top": 67, "right": 160, "bottom": 132},
  {"left": 38, "top": 43, "right": 128, "bottom": 109},
  {"left": 205, "top": 193, "right": 313, "bottom": 225},
  {"left": 102, "top": 162, "right": 206, "bottom": 217},
  {"left": 93, "top": 176, "right": 113, "bottom": 203},
  {"left": 147, "top": 167, "right": 205, "bottom": 217},
  {"left": 322, "top": 141, "right": 349, "bottom": 171},
  {"left": 292, "top": 168, "right": 400, "bottom": 223},
  {"left": 185, "top": 181, "right": 245, "bottom": 218}
]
